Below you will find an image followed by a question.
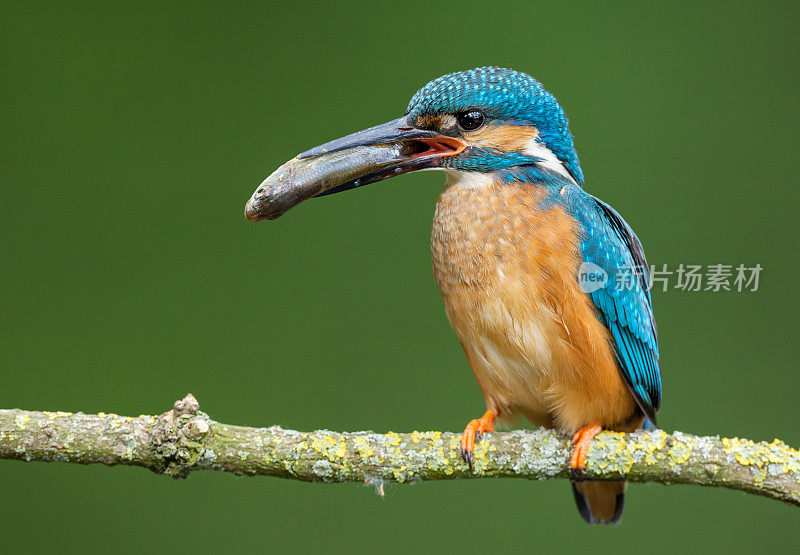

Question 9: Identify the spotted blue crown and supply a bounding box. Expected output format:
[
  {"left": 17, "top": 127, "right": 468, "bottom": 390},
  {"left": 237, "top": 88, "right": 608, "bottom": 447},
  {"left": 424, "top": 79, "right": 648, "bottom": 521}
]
[{"left": 407, "top": 67, "right": 584, "bottom": 185}]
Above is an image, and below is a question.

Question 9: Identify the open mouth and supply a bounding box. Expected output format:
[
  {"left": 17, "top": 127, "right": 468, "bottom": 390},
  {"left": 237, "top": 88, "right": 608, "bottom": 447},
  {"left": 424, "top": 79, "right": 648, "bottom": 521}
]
[{"left": 404, "top": 136, "right": 465, "bottom": 157}]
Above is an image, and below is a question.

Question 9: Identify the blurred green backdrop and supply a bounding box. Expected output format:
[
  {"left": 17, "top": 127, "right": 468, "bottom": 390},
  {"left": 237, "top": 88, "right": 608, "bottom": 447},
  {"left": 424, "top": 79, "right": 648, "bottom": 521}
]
[{"left": 2, "top": 1, "right": 799, "bottom": 552}]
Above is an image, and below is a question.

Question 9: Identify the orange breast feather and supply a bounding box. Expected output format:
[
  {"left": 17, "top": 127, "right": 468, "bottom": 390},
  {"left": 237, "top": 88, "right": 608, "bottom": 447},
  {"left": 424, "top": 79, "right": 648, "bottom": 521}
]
[{"left": 431, "top": 177, "right": 637, "bottom": 433}]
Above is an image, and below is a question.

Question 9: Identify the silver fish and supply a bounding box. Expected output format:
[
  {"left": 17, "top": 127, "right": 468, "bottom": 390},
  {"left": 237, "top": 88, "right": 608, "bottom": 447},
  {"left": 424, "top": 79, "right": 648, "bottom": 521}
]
[{"left": 244, "top": 144, "right": 405, "bottom": 221}]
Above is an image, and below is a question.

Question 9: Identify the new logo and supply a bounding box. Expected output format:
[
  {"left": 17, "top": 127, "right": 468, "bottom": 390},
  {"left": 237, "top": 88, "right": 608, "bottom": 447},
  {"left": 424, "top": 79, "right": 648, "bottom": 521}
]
[{"left": 577, "top": 262, "right": 608, "bottom": 293}]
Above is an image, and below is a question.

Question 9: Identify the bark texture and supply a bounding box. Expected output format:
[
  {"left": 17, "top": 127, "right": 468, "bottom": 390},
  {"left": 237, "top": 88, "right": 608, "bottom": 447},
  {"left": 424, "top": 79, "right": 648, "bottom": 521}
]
[{"left": 1, "top": 394, "right": 798, "bottom": 506}]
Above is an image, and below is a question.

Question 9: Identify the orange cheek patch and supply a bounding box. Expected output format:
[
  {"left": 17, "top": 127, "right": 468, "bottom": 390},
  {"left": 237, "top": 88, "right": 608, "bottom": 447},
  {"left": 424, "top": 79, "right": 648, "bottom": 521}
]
[{"left": 465, "top": 124, "right": 539, "bottom": 152}]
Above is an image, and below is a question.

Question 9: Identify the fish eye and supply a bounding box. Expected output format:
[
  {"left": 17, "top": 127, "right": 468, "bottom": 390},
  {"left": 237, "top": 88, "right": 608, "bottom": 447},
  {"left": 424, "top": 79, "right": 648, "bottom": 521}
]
[{"left": 456, "top": 110, "right": 485, "bottom": 131}]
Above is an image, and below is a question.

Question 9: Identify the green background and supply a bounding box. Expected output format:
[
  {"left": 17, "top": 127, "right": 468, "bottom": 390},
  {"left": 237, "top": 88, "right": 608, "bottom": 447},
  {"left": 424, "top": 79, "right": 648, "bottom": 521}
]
[{"left": 3, "top": 1, "right": 798, "bottom": 552}]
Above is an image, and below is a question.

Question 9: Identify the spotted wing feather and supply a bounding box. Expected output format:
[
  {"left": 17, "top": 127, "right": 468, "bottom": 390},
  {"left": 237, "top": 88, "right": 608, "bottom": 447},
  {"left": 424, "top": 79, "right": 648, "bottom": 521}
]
[{"left": 574, "top": 195, "right": 662, "bottom": 421}]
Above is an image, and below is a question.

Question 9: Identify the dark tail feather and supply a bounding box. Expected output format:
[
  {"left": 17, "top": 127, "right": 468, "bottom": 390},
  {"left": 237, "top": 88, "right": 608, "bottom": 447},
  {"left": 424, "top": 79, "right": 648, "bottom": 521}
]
[{"left": 571, "top": 481, "right": 626, "bottom": 525}]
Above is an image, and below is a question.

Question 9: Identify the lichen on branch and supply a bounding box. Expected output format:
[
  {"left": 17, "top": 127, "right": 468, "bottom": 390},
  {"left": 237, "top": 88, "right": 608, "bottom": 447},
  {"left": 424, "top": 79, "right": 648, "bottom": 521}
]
[{"left": 1, "top": 394, "right": 798, "bottom": 507}]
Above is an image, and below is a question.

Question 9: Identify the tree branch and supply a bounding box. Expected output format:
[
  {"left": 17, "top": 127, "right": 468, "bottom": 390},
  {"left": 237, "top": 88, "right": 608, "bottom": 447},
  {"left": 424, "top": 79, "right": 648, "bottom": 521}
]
[{"left": 1, "top": 394, "right": 798, "bottom": 506}]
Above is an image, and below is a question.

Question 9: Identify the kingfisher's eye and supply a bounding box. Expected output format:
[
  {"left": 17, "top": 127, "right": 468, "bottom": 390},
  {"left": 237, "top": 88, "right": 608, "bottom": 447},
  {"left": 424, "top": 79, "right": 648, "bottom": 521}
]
[{"left": 457, "top": 110, "right": 485, "bottom": 131}]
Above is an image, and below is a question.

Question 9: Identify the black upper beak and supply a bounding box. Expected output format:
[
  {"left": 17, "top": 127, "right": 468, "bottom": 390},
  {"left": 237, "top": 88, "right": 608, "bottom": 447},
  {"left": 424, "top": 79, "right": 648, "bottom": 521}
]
[
  {"left": 244, "top": 116, "right": 465, "bottom": 221},
  {"left": 297, "top": 116, "right": 437, "bottom": 159}
]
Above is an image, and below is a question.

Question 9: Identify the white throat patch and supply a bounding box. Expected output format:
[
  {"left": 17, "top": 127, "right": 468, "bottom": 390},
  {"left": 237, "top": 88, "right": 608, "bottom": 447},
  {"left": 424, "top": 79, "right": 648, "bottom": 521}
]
[
  {"left": 522, "top": 138, "right": 578, "bottom": 185},
  {"left": 443, "top": 169, "right": 496, "bottom": 190}
]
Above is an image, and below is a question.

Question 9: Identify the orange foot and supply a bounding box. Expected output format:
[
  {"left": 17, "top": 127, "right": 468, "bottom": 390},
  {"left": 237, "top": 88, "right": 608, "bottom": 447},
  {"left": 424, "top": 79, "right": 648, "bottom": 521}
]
[
  {"left": 570, "top": 422, "right": 603, "bottom": 472},
  {"left": 461, "top": 410, "right": 496, "bottom": 468}
]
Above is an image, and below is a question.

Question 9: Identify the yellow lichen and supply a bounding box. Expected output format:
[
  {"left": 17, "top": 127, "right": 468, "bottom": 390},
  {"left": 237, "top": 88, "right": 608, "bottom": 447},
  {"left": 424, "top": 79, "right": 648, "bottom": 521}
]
[
  {"left": 586, "top": 431, "right": 634, "bottom": 474},
  {"left": 639, "top": 432, "right": 667, "bottom": 465},
  {"left": 448, "top": 436, "right": 459, "bottom": 454},
  {"left": 716, "top": 436, "right": 800, "bottom": 477},
  {"left": 15, "top": 414, "right": 30, "bottom": 430},
  {"left": 353, "top": 437, "right": 374, "bottom": 460},
  {"left": 721, "top": 437, "right": 733, "bottom": 454},
  {"left": 42, "top": 411, "right": 72, "bottom": 420},
  {"left": 393, "top": 465, "right": 408, "bottom": 481},
  {"left": 667, "top": 437, "right": 694, "bottom": 467},
  {"left": 385, "top": 432, "right": 401, "bottom": 447},
  {"left": 335, "top": 438, "right": 347, "bottom": 459},
  {"left": 473, "top": 440, "right": 490, "bottom": 467},
  {"left": 311, "top": 434, "right": 335, "bottom": 453}
]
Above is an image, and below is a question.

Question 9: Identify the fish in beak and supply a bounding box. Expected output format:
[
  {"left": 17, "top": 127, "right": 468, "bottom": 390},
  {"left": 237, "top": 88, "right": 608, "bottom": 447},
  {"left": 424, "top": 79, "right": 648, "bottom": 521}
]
[{"left": 244, "top": 116, "right": 465, "bottom": 221}]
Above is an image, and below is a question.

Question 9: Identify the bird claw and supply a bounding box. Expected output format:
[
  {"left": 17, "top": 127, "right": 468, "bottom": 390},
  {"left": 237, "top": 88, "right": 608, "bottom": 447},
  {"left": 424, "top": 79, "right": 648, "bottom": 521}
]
[
  {"left": 569, "top": 423, "right": 602, "bottom": 470},
  {"left": 461, "top": 446, "right": 474, "bottom": 468},
  {"left": 460, "top": 410, "right": 496, "bottom": 469}
]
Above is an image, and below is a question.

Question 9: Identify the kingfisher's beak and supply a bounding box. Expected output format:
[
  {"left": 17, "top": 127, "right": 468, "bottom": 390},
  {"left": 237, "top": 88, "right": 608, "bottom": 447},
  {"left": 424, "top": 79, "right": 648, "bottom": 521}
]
[{"left": 244, "top": 116, "right": 465, "bottom": 221}]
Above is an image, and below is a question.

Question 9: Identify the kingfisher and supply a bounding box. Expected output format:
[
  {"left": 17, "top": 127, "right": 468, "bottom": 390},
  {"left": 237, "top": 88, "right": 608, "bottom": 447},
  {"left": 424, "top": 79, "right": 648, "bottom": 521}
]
[{"left": 245, "top": 67, "right": 662, "bottom": 525}]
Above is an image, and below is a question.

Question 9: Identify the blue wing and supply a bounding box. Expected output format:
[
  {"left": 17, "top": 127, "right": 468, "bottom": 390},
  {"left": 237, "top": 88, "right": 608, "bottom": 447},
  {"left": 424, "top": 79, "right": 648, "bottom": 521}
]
[{"left": 573, "top": 194, "right": 662, "bottom": 422}]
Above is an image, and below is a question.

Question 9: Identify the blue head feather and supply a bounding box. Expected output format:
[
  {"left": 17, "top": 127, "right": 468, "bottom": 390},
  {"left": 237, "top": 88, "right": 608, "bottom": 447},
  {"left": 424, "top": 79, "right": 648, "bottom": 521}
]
[{"left": 406, "top": 67, "right": 584, "bottom": 185}]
